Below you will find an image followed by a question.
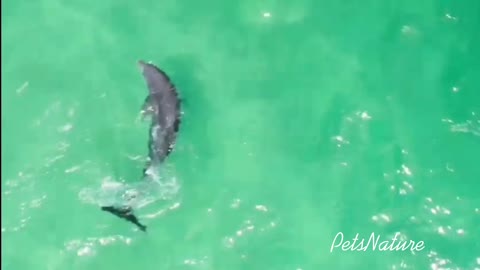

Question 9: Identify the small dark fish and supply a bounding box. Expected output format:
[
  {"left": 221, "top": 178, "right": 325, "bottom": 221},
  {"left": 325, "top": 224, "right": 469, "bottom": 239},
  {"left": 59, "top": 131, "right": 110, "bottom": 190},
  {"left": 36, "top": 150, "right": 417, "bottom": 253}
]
[{"left": 100, "top": 60, "right": 182, "bottom": 232}]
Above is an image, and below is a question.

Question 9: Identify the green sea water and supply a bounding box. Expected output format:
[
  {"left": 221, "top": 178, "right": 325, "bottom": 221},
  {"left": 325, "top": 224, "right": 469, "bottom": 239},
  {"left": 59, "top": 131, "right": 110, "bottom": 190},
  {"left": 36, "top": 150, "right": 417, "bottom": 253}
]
[{"left": 2, "top": 0, "right": 480, "bottom": 269}]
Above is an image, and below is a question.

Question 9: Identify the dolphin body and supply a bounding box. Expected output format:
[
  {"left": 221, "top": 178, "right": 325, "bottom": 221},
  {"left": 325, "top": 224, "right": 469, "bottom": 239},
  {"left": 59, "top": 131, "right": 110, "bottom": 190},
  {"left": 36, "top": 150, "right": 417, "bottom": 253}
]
[
  {"left": 138, "top": 60, "right": 181, "bottom": 174},
  {"left": 101, "top": 60, "right": 182, "bottom": 232}
]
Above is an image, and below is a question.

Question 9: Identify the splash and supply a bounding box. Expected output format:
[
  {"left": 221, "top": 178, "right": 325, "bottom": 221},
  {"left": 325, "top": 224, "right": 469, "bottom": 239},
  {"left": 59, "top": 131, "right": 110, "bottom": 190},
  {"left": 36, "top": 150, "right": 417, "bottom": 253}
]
[{"left": 78, "top": 172, "right": 180, "bottom": 211}]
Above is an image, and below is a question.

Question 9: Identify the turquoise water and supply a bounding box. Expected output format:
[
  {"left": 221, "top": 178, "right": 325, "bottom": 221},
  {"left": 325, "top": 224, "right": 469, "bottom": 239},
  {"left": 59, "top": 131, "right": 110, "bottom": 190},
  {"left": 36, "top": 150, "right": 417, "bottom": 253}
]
[{"left": 2, "top": 0, "right": 480, "bottom": 269}]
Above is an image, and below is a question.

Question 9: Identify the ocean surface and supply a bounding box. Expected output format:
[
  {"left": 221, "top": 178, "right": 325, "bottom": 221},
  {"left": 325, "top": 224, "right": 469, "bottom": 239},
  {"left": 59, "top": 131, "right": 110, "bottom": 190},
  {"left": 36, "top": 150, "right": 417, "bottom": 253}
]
[{"left": 2, "top": 0, "right": 480, "bottom": 269}]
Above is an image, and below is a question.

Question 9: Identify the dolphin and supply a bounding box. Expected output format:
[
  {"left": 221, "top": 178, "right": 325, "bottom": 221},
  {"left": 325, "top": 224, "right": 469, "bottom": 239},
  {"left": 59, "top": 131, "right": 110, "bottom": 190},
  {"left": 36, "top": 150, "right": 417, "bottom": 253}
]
[
  {"left": 101, "top": 60, "right": 182, "bottom": 232},
  {"left": 138, "top": 60, "right": 182, "bottom": 175}
]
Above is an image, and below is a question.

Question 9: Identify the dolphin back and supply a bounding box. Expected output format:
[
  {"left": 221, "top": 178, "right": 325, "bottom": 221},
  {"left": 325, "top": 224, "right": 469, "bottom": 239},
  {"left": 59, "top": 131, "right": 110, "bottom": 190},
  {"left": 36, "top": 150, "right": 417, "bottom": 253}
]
[{"left": 138, "top": 60, "right": 182, "bottom": 168}]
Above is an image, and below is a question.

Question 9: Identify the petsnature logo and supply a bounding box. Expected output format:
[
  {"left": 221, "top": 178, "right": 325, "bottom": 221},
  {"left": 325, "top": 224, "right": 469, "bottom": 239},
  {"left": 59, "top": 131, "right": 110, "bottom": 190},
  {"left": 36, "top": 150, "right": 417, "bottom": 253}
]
[{"left": 330, "top": 232, "right": 425, "bottom": 252}]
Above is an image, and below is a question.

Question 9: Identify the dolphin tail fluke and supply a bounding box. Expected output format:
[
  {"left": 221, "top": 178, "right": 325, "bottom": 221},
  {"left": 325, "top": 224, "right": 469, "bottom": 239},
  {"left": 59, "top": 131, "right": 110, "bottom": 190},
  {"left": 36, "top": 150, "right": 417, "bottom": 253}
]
[
  {"left": 101, "top": 205, "right": 147, "bottom": 232},
  {"left": 137, "top": 223, "right": 147, "bottom": 232}
]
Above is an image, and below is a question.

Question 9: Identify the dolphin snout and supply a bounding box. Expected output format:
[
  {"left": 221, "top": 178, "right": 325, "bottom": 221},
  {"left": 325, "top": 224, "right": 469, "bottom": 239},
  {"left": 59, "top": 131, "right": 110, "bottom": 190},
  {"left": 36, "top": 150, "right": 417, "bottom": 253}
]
[{"left": 137, "top": 60, "right": 146, "bottom": 70}]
